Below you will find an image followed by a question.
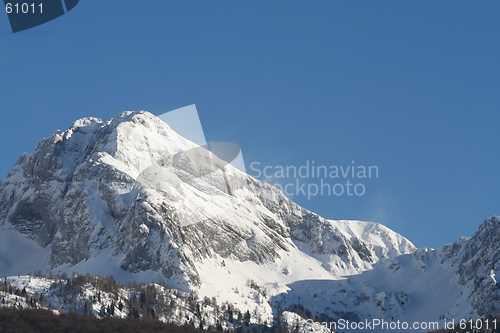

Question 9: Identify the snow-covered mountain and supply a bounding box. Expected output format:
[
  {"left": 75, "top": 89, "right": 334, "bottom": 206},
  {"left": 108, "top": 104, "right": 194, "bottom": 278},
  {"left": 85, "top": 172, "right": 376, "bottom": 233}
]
[{"left": 0, "top": 111, "right": 498, "bottom": 331}]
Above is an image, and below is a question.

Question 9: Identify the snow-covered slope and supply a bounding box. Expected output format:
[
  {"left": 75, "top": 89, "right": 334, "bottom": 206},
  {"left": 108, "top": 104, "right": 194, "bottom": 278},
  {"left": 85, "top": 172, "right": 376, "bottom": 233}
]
[
  {"left": 270, "top": 217, "right": 500, "bottom": 332},
  {"left": 1, "top": 110, "right": 498, "bottom": 331}
]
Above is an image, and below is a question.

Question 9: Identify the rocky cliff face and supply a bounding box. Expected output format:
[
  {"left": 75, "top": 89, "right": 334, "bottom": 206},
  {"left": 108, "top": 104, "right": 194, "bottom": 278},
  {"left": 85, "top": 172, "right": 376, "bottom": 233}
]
[{"left": 456, "top": 216, "right": 500, "bottom": 316}]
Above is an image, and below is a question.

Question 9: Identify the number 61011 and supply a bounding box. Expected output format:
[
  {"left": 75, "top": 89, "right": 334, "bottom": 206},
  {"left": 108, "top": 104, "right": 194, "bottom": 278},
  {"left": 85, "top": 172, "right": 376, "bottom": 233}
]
[{"left": 5, "top": 3, "right": 43, "bottom": 14}]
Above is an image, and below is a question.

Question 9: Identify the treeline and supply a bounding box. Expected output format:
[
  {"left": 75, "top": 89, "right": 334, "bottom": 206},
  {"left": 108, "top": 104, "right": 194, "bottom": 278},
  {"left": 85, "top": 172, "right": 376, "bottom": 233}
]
[
  {"left": 0, "top": 274, "right": 305, "bottom": 332},
  {"left": 0, "top": 307, "right": 206, "bottom": 333},
  {"left": 1, "top": 276, "right": 44, "bottom": 310},
  {"left": 0, "top": 307, "right": 303, "bottom": 333}
]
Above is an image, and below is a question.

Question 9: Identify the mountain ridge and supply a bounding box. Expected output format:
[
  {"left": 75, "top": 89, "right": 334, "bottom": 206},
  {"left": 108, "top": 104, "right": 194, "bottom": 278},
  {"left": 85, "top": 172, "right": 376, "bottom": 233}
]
[{"left": 0, "top": 110, "right": 497, "bottom": 331}]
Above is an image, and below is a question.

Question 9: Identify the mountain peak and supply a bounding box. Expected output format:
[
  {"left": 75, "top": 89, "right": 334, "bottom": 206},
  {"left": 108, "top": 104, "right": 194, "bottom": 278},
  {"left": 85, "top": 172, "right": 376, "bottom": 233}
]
[
  {"left": 69, "top": 116, "right": 103, "bottom": 130},
  {"left": 478, "top": 215, "right": 500, "bottom": 231}
]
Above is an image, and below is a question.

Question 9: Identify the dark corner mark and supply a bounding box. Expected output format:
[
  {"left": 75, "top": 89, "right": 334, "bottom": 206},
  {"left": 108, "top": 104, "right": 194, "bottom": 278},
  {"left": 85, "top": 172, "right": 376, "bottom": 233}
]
[{"left": 3, "top": 0, "right": 79, "bottom": 33}]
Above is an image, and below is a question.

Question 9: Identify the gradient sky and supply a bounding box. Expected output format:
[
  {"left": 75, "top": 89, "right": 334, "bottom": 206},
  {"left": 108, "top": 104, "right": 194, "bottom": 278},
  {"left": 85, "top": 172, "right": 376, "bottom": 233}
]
[{"left": 0, "top": 1, "right": 499, "bottom": 249}]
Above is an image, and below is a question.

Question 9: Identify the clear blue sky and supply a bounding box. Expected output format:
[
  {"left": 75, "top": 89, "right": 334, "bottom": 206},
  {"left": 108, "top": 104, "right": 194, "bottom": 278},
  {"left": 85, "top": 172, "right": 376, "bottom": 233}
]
[{"left": 1, "top": 1, "right": 499, "bottom": 249}]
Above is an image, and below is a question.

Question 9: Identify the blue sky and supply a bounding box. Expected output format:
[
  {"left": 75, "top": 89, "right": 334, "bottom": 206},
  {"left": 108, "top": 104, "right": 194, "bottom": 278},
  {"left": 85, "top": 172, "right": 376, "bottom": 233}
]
[{"left": 0, "top": 1, "right": 499, "bottom": 248}]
